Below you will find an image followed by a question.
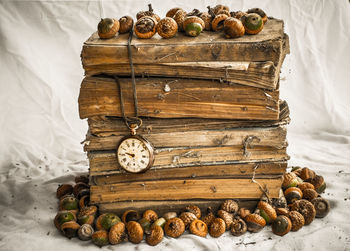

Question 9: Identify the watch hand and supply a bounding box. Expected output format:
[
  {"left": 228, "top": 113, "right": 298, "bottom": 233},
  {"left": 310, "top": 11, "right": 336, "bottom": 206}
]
[{"left": 125, "top": 152, "right": 135, "bottom": 157}]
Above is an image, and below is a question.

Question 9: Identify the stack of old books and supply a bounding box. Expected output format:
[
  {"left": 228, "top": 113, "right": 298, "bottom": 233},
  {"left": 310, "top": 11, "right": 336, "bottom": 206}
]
[{"left": 78, "top": 18, "right": 290, "bottom": 215}]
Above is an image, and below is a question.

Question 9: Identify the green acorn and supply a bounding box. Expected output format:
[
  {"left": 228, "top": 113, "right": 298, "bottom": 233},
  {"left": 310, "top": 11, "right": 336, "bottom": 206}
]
[
  {"left": 96, "top": 213, "right": 121, "bottom": 231},
  {"left": 241, "top": 13, "right": 263, "bottom": 35}
]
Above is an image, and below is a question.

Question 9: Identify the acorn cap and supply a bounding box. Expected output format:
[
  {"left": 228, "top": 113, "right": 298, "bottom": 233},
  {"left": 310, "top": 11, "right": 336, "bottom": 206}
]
[
  {"left": 189, "top": 219, "right": 208, "bottom": 237},
  {"left": 217, "top": 210, "right": 234, "bottom": 230},
  {"left": 56, "top": 184, "right": 73, "bottom": 199},
  {"left": 282, "top": 172, "right": 299, "bottom": 190},
  {"left": 298, "top": 182, "right": 315, "bottom": 192},
  {"left": 288, "top": 211, "right": 304, "bottom": 231},
  {"left": 211, "top": 14, "right": 229, "bottom": 31},
  {"left": 245, "top": 213, "right": 266, "bottom": 232},
  {"left": 166, "top": 7, "right": 183, "bottom": 18},
  {"left": 146, "top": 225, "right": 164, "bottom": 246},
  {"left": 164, "top": 217, "right": 185, "bottom": 238},
  {"left": 303, "top": 188, "right": 319, "bottom": 201},
  {"left": 209, "top": 218, "right": 226, "bottom": 238},
  {"left": 299, "top": 167, "right": 316, "bottom": 181},
  {"left": 308, "top": 175, "right": 326, "bottom": 194},
  {"left": 119, "top": 16, "right": 134, "bottom": 34},
  {"left": 97, "top": 18, "right": 120, "bottom": 39},
  {"left": 109, "top": 222, "right": 126, "bottom": 245},
  {"left": 179, "top": 212, "right": 197, "bottom": 229},
  {"left": 126, "top": 221, "right": 144, "bottom": 244},
  {"left": 60, "top": 221, "right": 80, "bottom": 239},
  {"left": 230, "top": 217, "right": 247, "bottom": 236},
  {"left": 157, "top": 17, "right": 178, "bottom": 39},
  {"left": 290, "top": 199, "right": 316, "bottom": 225},
  {"left": 134, "top": 16, "right": 157, "bottom": 39},
  {"left": 220, "top": 200, "right": 239, "bottom": 214},
  {"left": 122, "top": 210, "right": 140, "bottom": 224},
  {"left": 185, "top": 205, "right": 201, "bottom": 219},
  {"left": 284, "top": 187, "right": 303, "bottom": 205}
]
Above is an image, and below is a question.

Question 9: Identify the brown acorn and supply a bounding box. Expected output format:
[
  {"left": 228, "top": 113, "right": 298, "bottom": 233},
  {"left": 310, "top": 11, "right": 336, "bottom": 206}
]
[
  {"left": 173, "top": 9, "right": 187, "bottom": 32},
  {"left": 224, "top": 17, "right": 245, "bottom": 38},
  {"left": 303, "top": 188, "right": 319, "bottom": 201},
  {"left": 157, "top": 17, "right": 178, "bottom": 39},
  {"left": 290, "top": 199, "right": 316, "bottom": 225},
  {"left": 201, "top": 207, "right": 215, "bottom": 227},
  {"left": 163, "top": 212, "right": 177, "bottom": 221},
  {"left": 221, "top": 199, "right": 239, "bottom": 214},
  {"left": 247, "top": 8, "right": 268, "bottom": 24},
  {"left": 73, "top": 182, "right": 89, "bottom": 198},
  {"left": 213, "top": 4, "right": 230, "bottom": 15},
  {"left": 97, "top": 18, "right": 120, "bottom": 39},
  {"left": 245, "top": 213, "right": 266, "bottom": 233},
  {"left": 217, "top": 210, "right": 234, "bottom": 230},
  {"left": 311, "top": 197, "right": 330, "bottom": 218},
  {"left": 299, "top": 167, "right": 316, "bottom": 181},
  {"left": 109, "top": 222, "right": 126, "bottom": 245},
  {"left": 200, "top": 11, "right": 213, "bottom": 31},
  {"left": 142, "top": 209, "right": 158, "bottom": 223},
  {"left": 77, "top": 205, "right": 96, "bottom": 225},
  {"left": 185, "top": 205, "right": 201, "bottom": 219},
  {"left": 122, "top": 210, "right": 140, "bottom": 224},
  {"left": 119, "top": 16, "right": 134, "bottom": 34},
  {"left": 146, "top": 225, "right": 164, "bottom": 246},
  {"left": 257, "top": 201, "right": 277, "bottom": 224},
  {"left": 291, "top": 166, "right": 302, "bottom": 176},
  {"left": 211, "top": 14, "right": 229, "bottom": 31},
  {"left": 288, "top": 211, "right": 305, "bottom": 231},
  {"left": 74, "top": 175, "right": 89, "bottom": 184},
  {"left": 238, "top": 208, "right": 251, "bottom": 219},
  {"left": 282, "top": 172, "right": 299, "bottom": 190},
  {"left": 60, "top": 221, "right": 80, "bottom": 239},
  {"left": 284, "top": 187, "right": 303, "bottom": 205},
  {"left": 189, "top": 219, "right": 208, "bottom": 237},
  {"left": 275, "top": 207, "right": 289, "bottom": 216},
  {"left": 78, "top": 223, "right": 94, "bottom": 241},
  {"left": 56, "top": 184, "right": 73, "bottom": 199},
  {"left": 92, "top": 230, "right": 109, "bottom": 247},
  {"left": 230, "top": 217, "right": 247, "bottom": 236},
  {"left": 134, "top": 16, "right": 157, "bottom": 39},
  {"left": 179, "top": 212, "right": 197, "bottom": 229},
  {"left": 272, "top": 215, "right": 292, "bottom": 236},
  {"left": 298, "top": 182, "right": 315, "bottom": 192},
  {"left": 308, "top": 175, "right": 326, "bottom": 194},
  {"left": 76, "top": 188, "right": 90, "bottom": 201},
  {"left": 126, "top": 221, "right": 144, "bottom": 244},
  {"left": 164, "top": 217, "right": 185, "bottom": 238},
  {"left": 136, "top": 4, "right": 160, "bottom": 22},
  {"left": 78, "top": 195, "right": 90, "bottom": 209},
  {"left": 166, "top": 7, "right": 183, "bottom": 18},
  {"left": 209, "top": 218, "right": 226, "bottom": 238},
  {"left": 230, "top": 11, "right": 247, "bottom": 19}
]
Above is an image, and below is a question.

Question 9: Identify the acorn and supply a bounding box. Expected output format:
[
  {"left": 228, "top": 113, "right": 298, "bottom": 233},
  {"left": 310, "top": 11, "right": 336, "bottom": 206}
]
[
  {"left": 200, "top": 10, "right": 213, "bottom": 31},
  {"left": 224, "top": 17, "right": 245, "bottom": 38},
  {"left": 213, "top": 4, "right": 230, "bottom": 15},
  {"left": 245, "top": 213, "right": 266, "bottom": 233},
  {"left": 166, "top": 7, "right": 183, "bottom": 18},
  {"left": 275, "top": 207, "right": 289, "bottom": 216},
  {"left": 136, "top": 3, "right": 160, "bottom": 22},
  {"left": 138, "top": 217, "right": 151, "bottom": 234},
  {"left": 284, "top": 187, "right": 303, "bottom": 205},
  {"left": 97, "top": 18, "right": 120, "bottom": 39},
  {"left": 247, "top": 8, "right": 268, "bottom": 24},
  {"left": 109, "top": 222, "right": 126, "bottom": 245},
  {"left": 73, "top": 182, "right": 89, "bottom": 198},
  {"left": 74, "top": 175, "right": 89, "bottom": 184},
  {"left": 77, "top": 213, "right": 94, "bottom": 226},
  {"left": 78, "top": 205, "right": 97, "bottom": 219},
  {"left": 308, "top": 175, "right": 326, "bottom": 194},
  {"left": 217, "top": 210, "right": 234, "bottom": 230},
  {"left": 92, "top": 230, "right": 109, "bottom": 247},
  {"left": 78, "top": 195, "right": 90, "bottom": 209},
  {"left": 290, "top": 199, "right": 316, "bottom": 225},
  {"left": 179, "top": 212, "right": 197, "bottom": 229},
  {"left": 303, "top": 188, "right": 319, "bottom": 201},
  {"left": 59, "top": 195, "right": 78, "bottom": 212},
  {"left": 126, "top": 221, "right": 144, "bottom": 244},
  {"left": 78, "top": 223, "right": 94, "bottom": 241},
  {"left": 183, "top": 16, "right": 204, "bottom": 37},
  {"left": 298, "top": 182, "right": 315, "bottom": 192},
  {"left": 291, "top": 166, "right": 302, "bottom": 176},
  {"left": 54, "top": 210, "right": 76, "bottom": 230},
  {"left": 157, "top": 17, "right": 178, "bottom": 39},
  {"left": 272, "top": 215, "right": 292, "bottom": 236},
  {"left": 56, "top": 184, "right": 73, "bottom": 199},
  {"left": 299, "top": 167, "right": 316, "bottom": 181},
  {"left": 185, "top": 205, "right": 201, "bottom": 219},
  {"left": 60, "top": 221, "right": 80, "bottom": 239},
  {"left": 122, "top": 210, "right": 140, "bottom": 224},
  {"left": 173, "top": 9, "right": 187, "bottom": 32},
  {"left": 96, "top": 213, "right": 121, "bottom": 231},
  {"left": 230, "top": 11, "right": 247, "bottom": 19},
  {"left": 146, "top": 225, "right": 164, "bottom": 246},
  {"left": 220, "top": 199, "right": 239, "bottom": 214},
  {"left": 288, "top": 211, "right": 305, "bottom": 231},
  {"left": 238, "top": 208, "right": 251, "bottom": 219},
  {"left": 282, "top": 172, "right": 299, "bottom": 190},
  {"left": 189, "top": 219, "right": 208, "bottom": 237},
  {"left": 152, "top": 217, "right": 166, "bottom": 229},
  {"left": 163, "top": 212, "right": 177, "bottom": 221},
  {"left": 211, "top": 14, "right": 229, "bottom": 31},
  {"left": 134, "top": 16, "right": 157, "bottom": 39},
  {"left": 311, "top": 197, "right": 330, "bottom": 218},
  {"left": 209, "top": 218, "right": 226, "bottom": 238},
  {"left": 164, "top": 217, "right": 185, "bottom": 238},
  {"left": 257, "top": 201, "right": 277, "bottom": 224},
  {"left": 118, "top": 16, "right": 134, "bottom": 34},
  {"left": 201, "top": 207, "right": 215, "bottom": 227},
  {"left": 186, "top": 9, "right": 202, "bottom": 17},
  {"left": 230, "top": 217, "right": 247, "bottom": 236},
  {"left": 76, "top": 188, "right": 90, "bottom": 201},
  {"left": 241, "top": 13, "right": 263, "bottom": 35}
]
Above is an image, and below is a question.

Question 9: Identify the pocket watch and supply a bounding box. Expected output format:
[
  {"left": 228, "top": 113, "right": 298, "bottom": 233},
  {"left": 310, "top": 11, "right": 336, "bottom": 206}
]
[{"left": 116, "top": 123, "right": 155, "bottom": 173}]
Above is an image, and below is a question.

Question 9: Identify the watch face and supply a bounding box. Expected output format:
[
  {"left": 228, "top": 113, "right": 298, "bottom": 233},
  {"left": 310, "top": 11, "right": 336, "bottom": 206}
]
[{"left": 117, "top": 135, "right": 154, "bottom": 173}]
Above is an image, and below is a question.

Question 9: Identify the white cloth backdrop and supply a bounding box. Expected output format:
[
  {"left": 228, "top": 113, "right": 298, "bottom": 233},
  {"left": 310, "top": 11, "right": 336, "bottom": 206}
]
[{"left": 0, "top": 0, "right": 349, "bottom": 250}]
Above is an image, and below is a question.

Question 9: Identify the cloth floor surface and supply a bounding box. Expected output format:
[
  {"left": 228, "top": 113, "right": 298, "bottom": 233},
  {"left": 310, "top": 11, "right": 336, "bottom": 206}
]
[{"left": 0, "top": 0, "right": 349, "bottom": 250}]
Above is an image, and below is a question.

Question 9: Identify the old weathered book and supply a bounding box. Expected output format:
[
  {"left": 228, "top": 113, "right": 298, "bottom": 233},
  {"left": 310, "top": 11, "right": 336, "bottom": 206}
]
[{"left": 81, "top": 18, "right": 289, "bottom": 90}]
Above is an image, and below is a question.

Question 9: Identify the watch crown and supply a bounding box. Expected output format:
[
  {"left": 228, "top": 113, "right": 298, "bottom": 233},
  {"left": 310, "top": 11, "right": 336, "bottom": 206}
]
[{"left": 130, "top": 123, "right": 138, "bottom": 135}]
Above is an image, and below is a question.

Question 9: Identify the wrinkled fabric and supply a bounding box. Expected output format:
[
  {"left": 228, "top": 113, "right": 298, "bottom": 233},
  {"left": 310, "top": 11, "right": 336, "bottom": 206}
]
[{"left": 0, "top": 0, "right": 349, "bottom": 250}]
